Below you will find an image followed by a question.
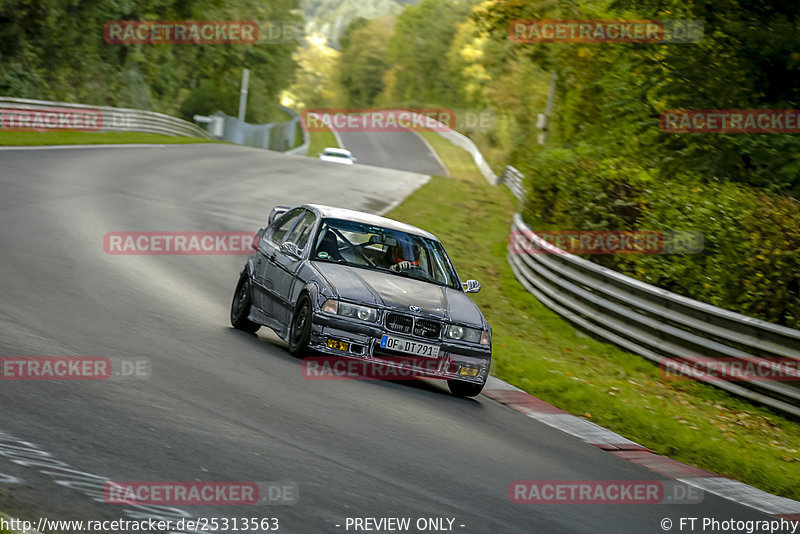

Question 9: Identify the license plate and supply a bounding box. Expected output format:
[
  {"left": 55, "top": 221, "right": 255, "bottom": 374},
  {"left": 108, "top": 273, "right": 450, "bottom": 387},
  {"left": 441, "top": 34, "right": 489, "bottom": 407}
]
[
  {"left": 380, "top": 335, "right": 440, "bottom": 357},
  {"left": 327, "top": 339, "right": 349, "bottom": 351}
]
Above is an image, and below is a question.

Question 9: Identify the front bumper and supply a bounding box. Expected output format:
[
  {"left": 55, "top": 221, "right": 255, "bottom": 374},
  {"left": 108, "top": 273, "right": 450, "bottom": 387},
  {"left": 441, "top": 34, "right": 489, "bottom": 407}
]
[{"left": 308, "top": 311, "right": 491, "bottom": 384}]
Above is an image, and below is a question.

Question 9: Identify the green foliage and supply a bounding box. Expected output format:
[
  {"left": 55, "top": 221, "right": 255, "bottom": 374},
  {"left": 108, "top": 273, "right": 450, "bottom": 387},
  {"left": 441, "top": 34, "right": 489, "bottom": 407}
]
[
  {"left": 307, "top": 127, "right": 339, "bottom": 156},
  {"left": 521, "top": 147, "right": 800, "bottom": 328},
  {"left": 284, "top": 31, "right": 341, "bottom": 109},
  {"left": 302, "top": 0, "right": 415, "bottom": 48},
  {"left": 460, "top": 0, "right": 800, "bottom": 194},
  {"left": 618, "top": 180, "right": 800, "bottom": 327},
  {"left": 521, "top": 145, "right": 649, "bottom": 231},
  {"left": 338, "top": 17, "right": 393, "bottom": 107},
  {"left": 460, "top": 0, "right": 800, "bottom": 328},
  {"left": 179, "top": 79, "right": 238, "bottom": 119},
  {"left": 381, "top": 0, "right": 474, "bottom": 107},
  {"left": 0, "top": 0, "right": 300, "bottom": 122}
]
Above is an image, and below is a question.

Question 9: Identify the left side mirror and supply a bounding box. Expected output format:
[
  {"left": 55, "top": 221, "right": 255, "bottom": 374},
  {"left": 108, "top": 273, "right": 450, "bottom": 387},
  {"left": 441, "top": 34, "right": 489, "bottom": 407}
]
[
  {"left": 462, "top": 279, "right": 481, "bottom": 293},
  {"left": 281, "top": 241, "right": 302, "bottom": 259}
]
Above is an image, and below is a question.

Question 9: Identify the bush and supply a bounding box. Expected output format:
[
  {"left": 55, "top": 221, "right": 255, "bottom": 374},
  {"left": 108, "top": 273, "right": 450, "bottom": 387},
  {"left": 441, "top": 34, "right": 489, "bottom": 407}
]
[{"left": 521, "top": 147, "right": 800, "bottom": 328}]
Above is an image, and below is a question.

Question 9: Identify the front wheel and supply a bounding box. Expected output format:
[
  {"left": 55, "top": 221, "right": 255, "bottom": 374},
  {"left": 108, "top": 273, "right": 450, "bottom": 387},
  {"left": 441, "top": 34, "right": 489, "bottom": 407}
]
[
  {"left": 230, "top": 272, "right": 260, "bottom": 334},
  {"left": 448, "top": 379, "right": 485, "bottom": 398},
  {"left": 288, "top": 296, "right": 312, "bottom": 355}
]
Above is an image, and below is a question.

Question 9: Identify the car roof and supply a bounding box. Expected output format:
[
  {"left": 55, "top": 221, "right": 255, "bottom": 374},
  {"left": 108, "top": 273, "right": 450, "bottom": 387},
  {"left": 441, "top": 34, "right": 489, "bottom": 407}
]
[
  {"left": 321, "top": 148, "right": 352, "bottom": 156},
  {"left": 304, "top": 204, "right": 439, "bottom": 241}
]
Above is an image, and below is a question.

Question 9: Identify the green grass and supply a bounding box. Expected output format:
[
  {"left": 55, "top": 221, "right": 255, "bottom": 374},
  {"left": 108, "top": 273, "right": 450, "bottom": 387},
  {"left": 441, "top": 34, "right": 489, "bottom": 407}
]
[
  {"left": 294, "top": 123, "right": 304, "bottom": 149},
  {"left": 0, "top": 131, "right": 223, "bottom": 146},
  {"left": 417, "top": 131, "right": 484, "bottom": 182},
  {"left": 307, "top": 128, "right": 339, "bottom": 157},
  {"left": 387, "top": 176, "right": 800, "bottom": 502}
]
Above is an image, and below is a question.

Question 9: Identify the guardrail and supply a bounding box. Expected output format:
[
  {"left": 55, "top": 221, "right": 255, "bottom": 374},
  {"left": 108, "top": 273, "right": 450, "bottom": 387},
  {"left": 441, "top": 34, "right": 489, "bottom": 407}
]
[
  {"left": 371, "top": 109, "right": 496, "bottom": 184},
  {"left": 281, "top": 105, "right": 309, "bottom": 156},
  {"left": 504, "top": 172, "right": 800, "bottom": 417},
  {"left": 204, "top": 106, "right": 306, "bottom": 152},
  {"left": 0, "top": 97, "right": 211, "bottom": 139},
  {"left": 432, "top": 125, "right": 496, "bottom": 185},
  {"left": 499, "top": 165, "right": 525, "bottom": 200}
]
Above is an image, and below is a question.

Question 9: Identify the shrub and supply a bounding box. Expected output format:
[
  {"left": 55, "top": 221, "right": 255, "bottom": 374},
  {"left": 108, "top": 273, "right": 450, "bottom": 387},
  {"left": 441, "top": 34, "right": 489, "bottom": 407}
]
[{"left": 521, "top": 147, "right": 800, "bottom": 328}]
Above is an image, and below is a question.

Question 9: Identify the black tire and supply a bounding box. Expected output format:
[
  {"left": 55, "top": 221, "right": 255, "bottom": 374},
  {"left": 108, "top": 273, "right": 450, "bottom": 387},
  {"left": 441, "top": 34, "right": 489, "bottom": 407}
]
[
  {"left": 288, "top": 295, "right": 312, "bottom": 355},
  {"left": 231, "top": 272, "right": 260, "bottom": 334},
  {"left": 448, "top": 379, "right": 485, "bottom": 398}
]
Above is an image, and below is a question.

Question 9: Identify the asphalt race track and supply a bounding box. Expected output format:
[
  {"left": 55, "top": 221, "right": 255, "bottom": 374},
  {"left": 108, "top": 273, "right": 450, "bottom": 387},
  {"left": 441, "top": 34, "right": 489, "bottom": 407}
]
[
  {"left": 335, "top": 130, "right": 448, "bottom": 176},
  {"left": 0, "top": 144, "right": 777, "bottom": 533}
]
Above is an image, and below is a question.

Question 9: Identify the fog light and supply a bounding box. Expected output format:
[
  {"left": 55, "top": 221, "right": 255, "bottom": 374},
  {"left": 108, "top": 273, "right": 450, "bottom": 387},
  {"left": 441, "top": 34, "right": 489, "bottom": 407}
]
[
  {"left": 326, "top": 338, "right": 350, "bottom": 351},
  {"left": 458, "top": 366, "right": 479, "bottom": 377}
]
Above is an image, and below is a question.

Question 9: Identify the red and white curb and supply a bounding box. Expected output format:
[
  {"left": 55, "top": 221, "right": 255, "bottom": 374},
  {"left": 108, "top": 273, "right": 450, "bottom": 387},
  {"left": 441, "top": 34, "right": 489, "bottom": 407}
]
[{"left": 483, "top": 376, "right": 800, "bottom": 521}]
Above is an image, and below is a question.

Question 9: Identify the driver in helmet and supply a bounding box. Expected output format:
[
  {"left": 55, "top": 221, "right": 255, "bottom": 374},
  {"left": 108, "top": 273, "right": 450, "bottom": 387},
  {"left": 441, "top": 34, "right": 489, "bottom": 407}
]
[{"left": 388, "top": 241, "right": 420, "bottom": 272}]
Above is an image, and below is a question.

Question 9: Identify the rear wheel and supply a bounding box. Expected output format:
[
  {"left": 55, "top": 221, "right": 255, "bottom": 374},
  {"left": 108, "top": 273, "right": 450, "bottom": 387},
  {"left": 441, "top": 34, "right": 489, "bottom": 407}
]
[
  {"left": 289, "top": 295, "right": 312, "bottom": 355},
  {"left": 448, "top": 379, "right": 485, "bottom": 398},
  {"left": 230, "top": 272, "right": 260, "bottom": 334}
]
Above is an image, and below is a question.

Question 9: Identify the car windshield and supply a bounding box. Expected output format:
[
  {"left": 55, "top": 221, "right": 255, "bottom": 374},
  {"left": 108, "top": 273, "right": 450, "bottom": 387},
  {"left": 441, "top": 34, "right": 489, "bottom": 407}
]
[
  {"left": 322, "top": 150, "right": 351, "bottom": 159},
  {"left": 311, "top": 218, "right": 460, "bottom": 289}
]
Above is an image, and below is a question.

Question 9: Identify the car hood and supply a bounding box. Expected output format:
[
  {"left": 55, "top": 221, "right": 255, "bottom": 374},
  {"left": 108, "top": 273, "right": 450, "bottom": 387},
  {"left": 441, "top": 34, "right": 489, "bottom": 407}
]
[{"left": 313, "top": 262, "right": 485, "bottom": 326}]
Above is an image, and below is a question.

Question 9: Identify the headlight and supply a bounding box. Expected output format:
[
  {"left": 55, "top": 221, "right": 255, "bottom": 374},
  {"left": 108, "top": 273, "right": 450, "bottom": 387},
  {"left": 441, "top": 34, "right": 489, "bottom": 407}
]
[
  {"left": 322, "top": 299, "right": 378, "bottom": 322},
  {"left": 446, "top": 324, "right": 486, "bottom": 344}
]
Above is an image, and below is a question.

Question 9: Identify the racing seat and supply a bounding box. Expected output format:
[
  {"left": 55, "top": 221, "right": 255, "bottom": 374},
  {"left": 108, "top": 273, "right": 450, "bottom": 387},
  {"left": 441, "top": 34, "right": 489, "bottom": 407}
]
[{"left": 316, "top": 231, "right": 343, "bottom": 261}]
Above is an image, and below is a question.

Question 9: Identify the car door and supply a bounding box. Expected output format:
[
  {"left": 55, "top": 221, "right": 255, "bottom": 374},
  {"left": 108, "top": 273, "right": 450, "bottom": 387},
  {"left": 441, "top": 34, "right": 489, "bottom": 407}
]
[
  {"left": 269, "top": 209, "right": 319, "bottom": 326},
  {"left": 254, "top": 208, "right": 303, "bottom": 318}
]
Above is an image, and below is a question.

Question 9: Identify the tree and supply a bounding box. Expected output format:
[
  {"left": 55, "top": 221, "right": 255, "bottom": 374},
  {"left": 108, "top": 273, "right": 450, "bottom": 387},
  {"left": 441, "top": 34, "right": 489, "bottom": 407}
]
[
  {"left": 0, "top": 0, "right": 301, "bottom": 123},
  {"left": 338, "top": 16, "right": 394, "bottom": 107}
]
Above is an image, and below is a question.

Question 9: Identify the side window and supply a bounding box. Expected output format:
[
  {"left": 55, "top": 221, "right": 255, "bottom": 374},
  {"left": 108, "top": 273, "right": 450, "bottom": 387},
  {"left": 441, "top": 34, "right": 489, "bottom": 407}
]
[
  {"left": 285, "top": 211, "right": 317, "bottom": 251},
  {"left": 269, "top": 209, "right": 302, "bottom": 245}
]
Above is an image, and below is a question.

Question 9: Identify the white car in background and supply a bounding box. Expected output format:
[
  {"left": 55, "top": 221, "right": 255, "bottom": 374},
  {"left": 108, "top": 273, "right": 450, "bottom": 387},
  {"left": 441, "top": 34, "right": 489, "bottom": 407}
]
[{"left": 318, "top": 147, "right": 357, "bottom": 165}]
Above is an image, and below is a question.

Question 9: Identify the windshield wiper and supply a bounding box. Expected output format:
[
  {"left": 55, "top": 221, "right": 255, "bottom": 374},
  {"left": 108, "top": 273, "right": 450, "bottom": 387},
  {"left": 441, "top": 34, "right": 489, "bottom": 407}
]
[
  {"left": 380, "top": 268, "right": 436, "bottom": 284},
  {"left": 313, "top": 257, "right": 349, "bottom": 265}
]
